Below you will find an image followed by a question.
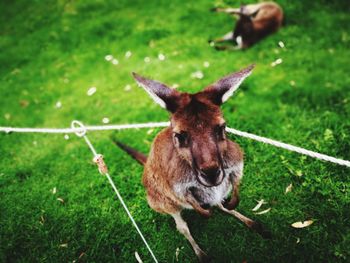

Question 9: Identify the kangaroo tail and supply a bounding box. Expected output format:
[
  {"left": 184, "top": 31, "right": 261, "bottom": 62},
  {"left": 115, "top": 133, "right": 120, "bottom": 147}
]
[{"left": 113, "top": 140, "right": 147, "bottom": 166}]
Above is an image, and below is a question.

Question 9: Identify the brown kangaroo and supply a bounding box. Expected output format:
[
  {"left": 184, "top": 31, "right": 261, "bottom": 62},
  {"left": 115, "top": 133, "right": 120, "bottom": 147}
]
[
  {"left": 211, "top": 2, "right": 283, "bottom": 50},
  {"left": 115, "top": 65, "right": 270, "bottom": 262}
]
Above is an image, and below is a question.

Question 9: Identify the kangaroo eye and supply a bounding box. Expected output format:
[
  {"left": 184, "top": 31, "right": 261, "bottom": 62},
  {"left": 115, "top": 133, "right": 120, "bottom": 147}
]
[
  {"left": 174, "top": 132, "right": 189, "bottom": 147},
  {"left": 215, "top": 124, "right": 226, "bottom": 140}
]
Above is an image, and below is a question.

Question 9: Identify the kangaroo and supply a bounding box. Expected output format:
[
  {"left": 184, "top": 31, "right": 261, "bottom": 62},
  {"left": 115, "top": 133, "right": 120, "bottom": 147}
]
[
  {"left": 115, "top": 65, "right": 270, "bottom": 262},
  {"left": 211, "top": 2, "right": 283, "bottom": 50}
]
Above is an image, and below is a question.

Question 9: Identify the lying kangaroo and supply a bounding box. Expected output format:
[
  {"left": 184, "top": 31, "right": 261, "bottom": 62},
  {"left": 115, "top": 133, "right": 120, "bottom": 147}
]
[
  {"left": 115, "top": 65, "right": 270, "bottom": 262},
  {"left": 211, "top": 2, "right": 283, "bottom": 50}
]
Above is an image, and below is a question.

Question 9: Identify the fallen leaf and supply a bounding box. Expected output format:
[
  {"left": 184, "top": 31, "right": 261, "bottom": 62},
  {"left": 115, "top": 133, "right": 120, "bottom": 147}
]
[
  {"left": 291, "top": 220, "right": 314, "bottom": 228},
  {"left": 191, "top": 71, "right": 204, "bottom": 79},
  {"left": 55, "top": 101, "right": 62, "bottom": 109},
  {"left": 252, "top": 199, "right": 267, "bottom": 211},
  {"left": 125, "top": 51, "right": 132, "bottom": 58},
  {"left": 87, "top": 87, "right": 97, "bottom": 96},
  {"left": 39, "top": 215, "right": 45, "bottom": 225},
  {"left": 278, "top": 41, "right": 285, "bottom": 48},
  {"left": 20, "top": 100, "right": 29, "bottom": 108},
  {"left": 271, "top": 58, "right": 283, "bottom": 67},
  {"left": 105, "top": 55, "right": 113, "bottom": 61},
  {"left": 59, "top": 243, "right": 68, "bottom": 248},
  {"left": 158, "top": 53, "right": 165, "bottom": 61},
  {"left": 175, "top": 247, "right": 180, "bottom": 261},
  {"left": 57, "top": 197, "right": 64, "bottom": 203},
  {"left": 285, "top": 183, "right": 293, "bottom": 193},
  {"left": 255, "top": 208, "right": 271, "bottom": 215},
  {"left": 124, "top": 84, "right": 132, "bottom": 91}
]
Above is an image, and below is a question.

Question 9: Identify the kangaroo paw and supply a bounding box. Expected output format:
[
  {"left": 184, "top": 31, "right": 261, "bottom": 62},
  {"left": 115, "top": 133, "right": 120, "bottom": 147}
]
[
  {"left": 223, "top": 196, "right": 240, "bottom": 210},
  {"left": 196, "top": 250, "right": 211, "bottom": 263},
  {"left": 199, "top": 208, "right": 212, "bottom": 219}
]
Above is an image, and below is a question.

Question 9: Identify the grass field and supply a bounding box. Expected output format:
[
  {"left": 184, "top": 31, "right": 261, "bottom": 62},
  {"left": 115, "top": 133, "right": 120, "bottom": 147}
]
[{"left": 1, "top": 0, "right": 349, "bottom": 262}]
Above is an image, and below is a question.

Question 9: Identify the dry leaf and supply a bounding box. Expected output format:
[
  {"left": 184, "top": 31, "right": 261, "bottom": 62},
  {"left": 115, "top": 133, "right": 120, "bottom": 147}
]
[
  {"left": 255, "top": 208, "right": 271, "bottom": 215},
  {"left": 271, "top": 58, "right": 283, "bottom": 67},
  {"left": 124, "top": 84, "right": 132, "bottom": 91},
  {"left": 105, "top": 55, "right": 113, "bottom": 61},
  {"left": 291, "top": 220, "right": 314, "bottom": 228},
  {"left": 252, "top": 199, "right": 267, "bottom": 211},
  {"left": 158, "top": 53, "right": 165, "bottom": 61},
  {"left": 278, "top": 41, "right": 285, "bottom": 48},
  {"left": 87, "top": 87, "right": 97, "bottom": 96},
  {"left": 20, "top": 100, "right": 29, "bottom": 108},
  {"left": 191, "top": 71, "right": 204, "bottom": 79},
  {"left": 55, "top": 101, "right": 62, "bottom": 109},
  {"left": 125, "top": 51, "right": 132, "bottom": 58},
  {"left": 135, "top": 251, "right": 143, "bottom": 263},
  {"left": 285, "top": 183, "right": 293, "bottom": 193},
  {"left": 175, "top": 247, "right": 180, "bottom": 262},
  {"left": 57, "top": 197, "right": 64, "bottom": 203}
]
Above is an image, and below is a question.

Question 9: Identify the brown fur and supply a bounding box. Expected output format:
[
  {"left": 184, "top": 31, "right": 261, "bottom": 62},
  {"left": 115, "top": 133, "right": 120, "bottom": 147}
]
[
  {"left": 116, "top": 65, "right": 270, "bottom": 262},
  {"left": 212, "top": 2, "right": 284, "bottom": 49}
]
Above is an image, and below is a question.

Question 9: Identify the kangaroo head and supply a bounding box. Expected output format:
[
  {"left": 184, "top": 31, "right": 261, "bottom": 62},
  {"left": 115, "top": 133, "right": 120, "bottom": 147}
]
[{"left": 132, "top": 65, "right": 254, "bottom": 187}]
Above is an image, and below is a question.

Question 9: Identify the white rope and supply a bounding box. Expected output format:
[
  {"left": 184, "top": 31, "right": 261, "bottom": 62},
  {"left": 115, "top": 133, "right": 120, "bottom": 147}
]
[
  {"left": 0, "top": 122, "right": 170, "bottom": 134},
  {"left": 71, "top": 121, "right": 158, "bottom": 263},
  {"left": 226, "top": 128, "right": 350, "bottom": 168},
  {"left": 0, "top": 121, "right": 349, "bottom": 168}
]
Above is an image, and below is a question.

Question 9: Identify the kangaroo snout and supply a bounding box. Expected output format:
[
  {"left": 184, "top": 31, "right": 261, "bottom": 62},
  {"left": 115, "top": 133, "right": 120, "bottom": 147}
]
[
  {"left": 200, "top": 166, "right": 220, "bottom": 178},
  {"left": 197, "top": 165, "right": 225, "bottom": 187}
]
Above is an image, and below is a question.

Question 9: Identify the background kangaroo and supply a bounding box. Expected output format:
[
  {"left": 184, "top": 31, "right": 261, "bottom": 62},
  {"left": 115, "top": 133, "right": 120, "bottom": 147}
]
[
  {"left": 115, "top": 65, "right": 270, "bottom": 262},
  {"left": 211, "top": 2, "right": 283, "bottom": 50}
]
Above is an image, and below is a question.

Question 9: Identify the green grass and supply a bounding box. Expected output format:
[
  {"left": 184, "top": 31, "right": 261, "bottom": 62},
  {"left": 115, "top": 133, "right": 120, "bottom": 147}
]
[{"left": 1, "top": 0, "right": 349, "bottom": 262}]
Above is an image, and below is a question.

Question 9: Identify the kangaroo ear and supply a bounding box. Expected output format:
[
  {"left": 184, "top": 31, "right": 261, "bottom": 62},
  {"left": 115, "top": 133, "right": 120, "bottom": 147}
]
[
  {"left": 132, "top": 72, "right": 181, "bottom": 113},
  {"left": 203, "top": 64, "right": 254, "bottom": 105}
]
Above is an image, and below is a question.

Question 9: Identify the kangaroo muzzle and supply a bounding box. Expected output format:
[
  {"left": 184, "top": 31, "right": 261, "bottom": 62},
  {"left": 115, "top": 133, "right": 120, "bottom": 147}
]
[{"left": 196, "top": 167, "right": 226, "bottom": 187}]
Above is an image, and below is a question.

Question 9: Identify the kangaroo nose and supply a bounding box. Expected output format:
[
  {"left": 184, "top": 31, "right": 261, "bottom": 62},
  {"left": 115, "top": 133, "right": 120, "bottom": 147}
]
[{"left": 200, "top": 167, "right": 220, "bottom": 179}]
